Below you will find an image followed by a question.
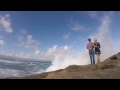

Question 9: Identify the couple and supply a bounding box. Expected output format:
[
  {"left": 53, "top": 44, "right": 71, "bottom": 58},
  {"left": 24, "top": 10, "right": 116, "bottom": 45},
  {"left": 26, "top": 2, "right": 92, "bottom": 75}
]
[{"left": 87, "top": 38, "right": 101, "bottom": 65}]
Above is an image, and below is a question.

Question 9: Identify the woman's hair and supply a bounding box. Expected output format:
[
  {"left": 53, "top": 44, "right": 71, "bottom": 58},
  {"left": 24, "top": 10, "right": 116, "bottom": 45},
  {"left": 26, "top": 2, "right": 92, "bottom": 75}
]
[{"left": 94, "top": 38, "right": 97, "bottom": 42}]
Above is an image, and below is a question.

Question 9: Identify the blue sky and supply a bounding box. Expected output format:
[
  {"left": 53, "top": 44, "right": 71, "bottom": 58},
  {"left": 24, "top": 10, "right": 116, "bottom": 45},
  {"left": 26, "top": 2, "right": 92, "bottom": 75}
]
[{"left": 0, "top": 11, "right": 120, "bottom": 61}]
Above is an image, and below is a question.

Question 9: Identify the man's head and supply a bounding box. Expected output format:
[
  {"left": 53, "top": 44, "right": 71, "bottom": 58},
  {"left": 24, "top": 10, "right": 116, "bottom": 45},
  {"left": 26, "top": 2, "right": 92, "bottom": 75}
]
[{"left": 88, "top": 38, "right": 91, "bottom": 42}]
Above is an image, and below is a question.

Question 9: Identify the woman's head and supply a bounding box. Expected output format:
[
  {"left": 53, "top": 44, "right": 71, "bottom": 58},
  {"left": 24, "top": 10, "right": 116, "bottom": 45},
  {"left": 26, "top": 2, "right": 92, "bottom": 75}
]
[{"left": 94, "top": 38, "right": 97, "bottom": 42}]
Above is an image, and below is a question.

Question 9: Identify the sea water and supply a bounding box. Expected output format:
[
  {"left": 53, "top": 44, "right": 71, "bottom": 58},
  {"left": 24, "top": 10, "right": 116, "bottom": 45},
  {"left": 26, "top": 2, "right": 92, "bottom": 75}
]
[{"left": 0, "top": 59, "right": 51, "bottom": 78}]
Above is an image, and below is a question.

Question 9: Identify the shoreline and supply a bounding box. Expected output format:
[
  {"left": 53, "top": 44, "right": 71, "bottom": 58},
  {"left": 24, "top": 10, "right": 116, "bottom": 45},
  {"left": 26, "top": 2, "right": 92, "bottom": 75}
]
[{"left": 6, "top": 52, "right": 120, "bottom": 79}]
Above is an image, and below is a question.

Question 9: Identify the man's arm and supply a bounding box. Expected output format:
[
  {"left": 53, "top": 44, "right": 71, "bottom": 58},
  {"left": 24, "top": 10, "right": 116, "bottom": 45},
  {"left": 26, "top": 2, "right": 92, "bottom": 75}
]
[{"left": 92, "top": 43, "right": 95, "bottom": 48}]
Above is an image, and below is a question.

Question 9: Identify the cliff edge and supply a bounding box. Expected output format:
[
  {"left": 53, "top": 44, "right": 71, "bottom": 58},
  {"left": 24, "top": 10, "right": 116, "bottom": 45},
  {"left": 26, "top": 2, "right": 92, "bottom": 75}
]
[{"left": 14, "top": 52, "right": 120, "bottom": 79}]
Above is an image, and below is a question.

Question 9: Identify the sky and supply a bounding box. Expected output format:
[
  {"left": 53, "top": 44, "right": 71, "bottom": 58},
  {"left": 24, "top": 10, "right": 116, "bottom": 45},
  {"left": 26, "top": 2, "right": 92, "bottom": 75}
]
[{"left": 0, "top": 11, "right": 120, "bottom": 70}]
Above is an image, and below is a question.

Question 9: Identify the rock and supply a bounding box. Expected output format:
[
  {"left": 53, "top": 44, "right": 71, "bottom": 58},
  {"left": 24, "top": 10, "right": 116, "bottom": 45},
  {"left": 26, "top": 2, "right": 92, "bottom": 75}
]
[
  {"left": 9, "top": 52, "right": 120, "bottom": 79},
  {"left": 110, "top": 55, "right": 118, "bottom": 60}
]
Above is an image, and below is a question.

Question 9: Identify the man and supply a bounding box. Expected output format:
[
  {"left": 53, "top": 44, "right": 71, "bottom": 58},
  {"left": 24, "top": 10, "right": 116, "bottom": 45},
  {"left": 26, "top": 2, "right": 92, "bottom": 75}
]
[{"left": 87, "top": 38, "right": 95, "bottom": 65}]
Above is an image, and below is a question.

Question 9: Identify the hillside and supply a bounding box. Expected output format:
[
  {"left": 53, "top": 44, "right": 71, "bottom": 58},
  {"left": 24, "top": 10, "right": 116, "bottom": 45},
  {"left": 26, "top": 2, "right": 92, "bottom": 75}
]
[{"left": 12, "top": 52, "right": 120, "bottom": 79}]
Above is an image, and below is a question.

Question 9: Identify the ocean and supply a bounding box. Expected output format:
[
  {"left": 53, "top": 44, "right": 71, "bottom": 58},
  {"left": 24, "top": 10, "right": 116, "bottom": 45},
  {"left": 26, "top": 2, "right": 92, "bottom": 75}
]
[{"left": 0, "top": 59, "right": 52, "bottom": 79}]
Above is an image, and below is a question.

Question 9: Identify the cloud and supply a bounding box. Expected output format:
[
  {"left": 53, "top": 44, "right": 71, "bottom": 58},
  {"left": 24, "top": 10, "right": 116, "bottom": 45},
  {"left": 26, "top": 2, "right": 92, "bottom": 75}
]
[
  {"left": 117, "top": 12, "right": 120, "bottom": 16},
  {"left": 88, "top": 11, "right": 115, "bottom": 21},
  {"left": 63, "top": 32, "right": 71, "bottom": 40},
  {"left": 0, "top": 14, "right": 13, "bottom": 33},
  {"left": 0, "top": 35, "right": 3, "bottom": 39},
  {"left": 88, "top": 11, "right": 99, "bottom": 19},
  {"left": 77, "top": 36, "right": 86, "bottom": 42},
  {"left": 0, "top": 39, "right": 5, "bottom": 46},
  {"left": 46, "top": 45, "right": 69, "bottom": 55},
  {"left": 0, "top": 51, "right": 49, "bottom": 62},
  {"left": 35, "top": 50, "right": 40, "bottom": 55},
  {"left": 0, "top": 35, "right": 5, "bottom": 45},
  {"left": 71, "top": 36, "right": 86, "bottom": 47},
  {"left": 0, "top": 45, "right": 70, "bottom": 62},
  {"left": 74, "top": 36, "right": 87, "bottom": 43},
  {"left": 17, "top": 30, "right": 41, "bottom": 50},
  {"left": 47, "top": 45, "right": 58, "bottom": 54},
  {"left": 88, "top": 11, "right": 104, "bottom": 21},
  {"left": 46, "top": 12, "right": 120, "bottom": 72},
  {"left": 20, "top": 29, "right": 27, "bottom": 35},
  {"left": 70, "top": 20, "right": 90, "bottom": 32},
  {"left": 70, "top": 21, "right": 84, "bottom": 31},
  {"left": 33, "top": 45, "right": 70, "bottom": 61}
]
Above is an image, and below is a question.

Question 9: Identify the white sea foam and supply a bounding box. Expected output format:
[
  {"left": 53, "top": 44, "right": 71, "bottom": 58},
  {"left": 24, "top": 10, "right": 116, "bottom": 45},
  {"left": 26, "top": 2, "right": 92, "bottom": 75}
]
[
  {"left": 0, "top": 59, "right": 21, "bottom": 64},
  {"left": 0, "top": 69, "right": 27, "bottom": 78}
]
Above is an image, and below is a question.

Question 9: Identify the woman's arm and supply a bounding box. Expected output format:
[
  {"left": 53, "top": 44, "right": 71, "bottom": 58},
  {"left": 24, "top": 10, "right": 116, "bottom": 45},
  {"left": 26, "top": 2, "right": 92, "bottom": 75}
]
[
  {"left": 94, "top": 43, "right": 98, "bottom": 47},
  {"left": 98, "top": 42, "right": 100, "bottom": 48}
]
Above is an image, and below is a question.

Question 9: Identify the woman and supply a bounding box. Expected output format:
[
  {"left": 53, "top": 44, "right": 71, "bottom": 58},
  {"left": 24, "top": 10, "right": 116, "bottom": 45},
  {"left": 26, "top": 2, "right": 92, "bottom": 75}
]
[{"left": 94, "top": 38, "right": 101, "bottom": 64}]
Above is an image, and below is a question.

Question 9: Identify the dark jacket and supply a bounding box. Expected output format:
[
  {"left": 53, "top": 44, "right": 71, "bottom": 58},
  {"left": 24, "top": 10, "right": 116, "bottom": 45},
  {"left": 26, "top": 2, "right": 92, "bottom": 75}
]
[{"left": 94, "top": 42, "right": 101, "bottom": 53}]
